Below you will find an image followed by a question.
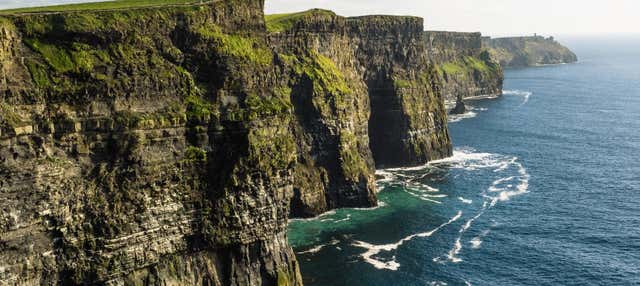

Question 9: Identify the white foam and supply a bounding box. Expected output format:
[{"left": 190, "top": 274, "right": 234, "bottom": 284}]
[
  {"left": 469, "top": 237, "right": 483, "bottom": 249},
  {"left": 371, "top": 147, "right": 530, "bottom": 267},
  {"left": 437, "top": 203, "right": 488, "bottom": 264},
  {"left": 351, "top": 201, "right": 387, "bottom": 211},
  {"left": 333, "top": 214, "right": 351, "bottom": 223},
  {"left": 298, "top": 239, "right": 340, "bottom": 254},
  {"left": 375, "top": 170, "right": 396, "bottom": 183},
  {"left": 352, "top": 211, "right": 462, "bottom": 270},
  {"left": 448, "top": 105, "right": 490, "bottom": 123},
  {"left": 503, "top": 90, "right": 533, "bottom": 108},
  {"left": 448, "top": 111, "right": 477, "bottom": 123},
  {"left": 470, "top": 229, "right": 491, "bottom": 249},
  {"left": 449, "top": 239, "right": 463, "bottom": 263},
  {"left": 288, "top": 210, "right": 336, "bottom": 223}
]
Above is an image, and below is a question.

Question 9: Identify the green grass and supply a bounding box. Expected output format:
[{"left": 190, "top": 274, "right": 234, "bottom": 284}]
[
  {"left": 0, "top": 103, "right": 23, "bottom": 127},
  {"left": 287, "top": 51, "right": 351, "bottom": 97},
  {"left": 265, "top": 9, "right": 335, "bottom": 33},
  {"left": 24, "top": 39, "right": 75, "bottom": 73},
  {"left": 195, "top": 22, "right": 273, "bottom": 66},
  {"left": 184, "top": 146, "right": 207, "bottom": 162},
  {"left": 0, "top": 0, "right": 209, "bottom": 14},
  {"left": 439, "top": 53, "right": 500, "bottom": 77},
  {"left": 440, "top": 61, "right": 465, "bottom": 75}
]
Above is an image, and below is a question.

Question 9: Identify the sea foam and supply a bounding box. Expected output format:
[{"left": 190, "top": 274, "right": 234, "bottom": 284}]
[
  {"left": 352, "top": 211, "right": 463, "bottom": 270},
  {"left": 503, "top": 89, "right": 533, "bottom": 107}
]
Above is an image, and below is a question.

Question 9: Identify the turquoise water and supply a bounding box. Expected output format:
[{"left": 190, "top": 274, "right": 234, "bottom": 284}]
[{"left": 288, "top": 36, "right": 640, "bottom": 285}]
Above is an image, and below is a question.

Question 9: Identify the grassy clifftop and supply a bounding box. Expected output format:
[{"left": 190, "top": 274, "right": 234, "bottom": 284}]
[
  {"left": 483, "top": 35, "right": 578, "bottom": 67},
  {"left": 0, "top": 0, "right": 211, "bottom": 14},
  {"left": 265, "top": 9, "right": 336, "bottom": 33}
]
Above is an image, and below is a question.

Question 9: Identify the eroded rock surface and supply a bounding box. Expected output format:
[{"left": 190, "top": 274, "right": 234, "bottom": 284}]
[
  {"left": 0, "top": 2, "right": 452, "bottom": 285},
  {"left": 425, "top": 31, "right": 503, "bottom": 105}
]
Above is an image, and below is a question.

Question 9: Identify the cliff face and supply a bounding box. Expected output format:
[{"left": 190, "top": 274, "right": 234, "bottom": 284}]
[
  {"left": 0, "top": 1, "right": 302, "bottom": 285},
  {"left": 268, "top": 10, "right": 451, "bottom": 217},
  {"left": 0, "top": 3, "right": 451, "bottom": 285},
  {"left": 424, "top": 31, "right": 503, "bottom": 105},
  {"left": 482, "top": 35, "right": 578, "bottom": 67}
]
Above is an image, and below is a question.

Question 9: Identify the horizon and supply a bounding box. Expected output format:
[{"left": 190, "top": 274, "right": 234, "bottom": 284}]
[{"left": 0, "top": 0, "right": 639, "bottom": 38}]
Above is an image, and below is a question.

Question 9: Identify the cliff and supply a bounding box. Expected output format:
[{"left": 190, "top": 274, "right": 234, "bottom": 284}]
[
  {"left": 482, "top": 35, "right": 578, "bottom": 67},
  {"left": 267, "top": 9, "right": 452, "bottom": 215},
  {"left": 424, "top": 31, "right": 503, "bottom": 108},
  {"left": 0, "top": 2, "right": 451, "bottom": 285}
]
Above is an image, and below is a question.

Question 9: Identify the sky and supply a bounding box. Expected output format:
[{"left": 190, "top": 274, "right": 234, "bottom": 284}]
[
  {"left": 0, "top": 0, "right": 638, "bottom": 37},
  {"left": 265, "top": 0, "right": 640, "bottom": 37}
]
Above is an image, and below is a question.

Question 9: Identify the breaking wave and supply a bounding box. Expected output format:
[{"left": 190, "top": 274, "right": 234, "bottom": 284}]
[
  {"left": 352, "top": 212, "right": 463, "bottom": 270},
  {"left": 448, "top": 106, "right": 488, "bottom": 123},
  {"left": 503, "top": 89, "right": 533, "bottom": 107},
  {"left": 354, "top": 147, "right": 530, "bottom": 270}
]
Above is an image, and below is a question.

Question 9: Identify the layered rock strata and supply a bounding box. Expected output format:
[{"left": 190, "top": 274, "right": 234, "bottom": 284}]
[
  {"left": 482, "top": 35, "right": 578, "bottom": 67},
  {"left": 0, "top": 2, "right": 451, "bottom": 285},
  {"left": 268, "top": 10, "right": 451, "bottom": 217},
  {"left": 424, "top": 31, "right": 503, "bottom": 107}
]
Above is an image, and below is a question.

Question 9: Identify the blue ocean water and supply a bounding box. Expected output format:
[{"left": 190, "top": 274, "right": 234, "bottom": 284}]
[{"left": 288, "top": 36, "right": 640, "bottom": 285}]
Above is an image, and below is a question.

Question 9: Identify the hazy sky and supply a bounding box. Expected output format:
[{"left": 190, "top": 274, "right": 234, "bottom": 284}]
[
  {"left": 1, "top": 0, "right": 638, "bottom": 37},
  {"left": 265, "top": 0, "right": 640, "bottom": 37}
]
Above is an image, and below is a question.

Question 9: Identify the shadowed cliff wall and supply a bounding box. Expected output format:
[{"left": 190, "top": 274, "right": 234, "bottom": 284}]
[
  {"left": 0, "top": 3, "right": 452, "bottom": 285},
  {"left": 268, "top": 10, "right": 452, "bottom": 217}
]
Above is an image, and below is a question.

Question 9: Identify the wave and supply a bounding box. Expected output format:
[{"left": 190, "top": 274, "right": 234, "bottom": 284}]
[
  {"left": 448, "top": 110, "right": 478, "bottom": 123},
  {"left": 288, "top": 210, "right": 336, "bottom": 223},
  {"left": 470, "top": 229, "right": 491, "bottom": 249},
  {"left": 298, "top": 239, "right": 340, "bottom": 254},
  {"left": 351, "top": 201, "right": 387, "bottom": 211},
  {"left": 435, "top": 202, "right": 489, "bottom": 263},
  {"left": 503, "top": 89, "right": 533, "bottom": 108},
  {"left": 379, "top": 148, "right": 530, "bottom": 267},
  {"left": 448, "top": 105, "right": 489, "bottom": 123},
  {"left": 352, "top": 211, "right": 463, "bottom": 270},
  {"left": 297, "top": 147, "right": 530, "bottom": 270}
]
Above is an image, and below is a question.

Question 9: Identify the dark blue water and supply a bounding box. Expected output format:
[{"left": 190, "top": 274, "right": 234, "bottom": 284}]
[{"left": 288, "top": 36, "right": 640, "bottom": 285}]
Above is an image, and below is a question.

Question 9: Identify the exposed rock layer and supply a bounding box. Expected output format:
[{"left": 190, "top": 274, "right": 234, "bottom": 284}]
[
  {"left": 267, "top": 10, "right": 451, "bottom": 217},
  {"left": 482, "top": 35, "right": 578, "bottom": 67},
  {"left": 0, "top": 3, "right": 451, "bottom": 285},
  {"left": 425, "top": 31, "right": 503, "bottom": 105}
]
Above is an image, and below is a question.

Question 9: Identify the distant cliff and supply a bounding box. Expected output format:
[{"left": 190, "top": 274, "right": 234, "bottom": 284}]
[
  {"left": 424, "top": 31, "right": 503, "bottom": 109},
  {"left": 482, "top": 35, "right": 578, "bottom": 67},
  {"left": 0, "top": 3, "right": 451, "bottom": 285}
]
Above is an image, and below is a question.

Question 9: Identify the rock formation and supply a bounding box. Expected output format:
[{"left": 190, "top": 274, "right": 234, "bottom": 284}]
[
  {"left": 482, "top": 35, "right": 578, "bottom": 67},
  {"left": 424, "top": 31, "right": 503, "bottom": 109},
  {"left": 266, "top": 9, "right": 452, "bottom": 216},
  {"left": 0, "top": 2, "right": 451, "bottom": 285}
]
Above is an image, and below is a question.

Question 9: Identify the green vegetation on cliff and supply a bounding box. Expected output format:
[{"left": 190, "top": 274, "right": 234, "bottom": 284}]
[
  {"left": 265, "top": 9, "right": 336, "bottom": 33},
  {"left": 0, "top": 0, "right": 207, "bottom": 14},
  {"left": 482, "top": 36, "right": 578, "bottom": 67},
  {"left": 194, "top": 22, "right": 273, "bottom": 66},
  {"left": 438, "top": 52, "right": 500, "bottom": 78}
]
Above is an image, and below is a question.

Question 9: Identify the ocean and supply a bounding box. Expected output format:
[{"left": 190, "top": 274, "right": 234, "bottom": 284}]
[{"left": 288, "top": 36, "right": 640, "bottom": 285}]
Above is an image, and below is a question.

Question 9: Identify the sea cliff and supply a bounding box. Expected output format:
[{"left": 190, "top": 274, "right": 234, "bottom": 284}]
[
  {"left": 424, "top": 31, "right": 503, "bottom": 110},
  {"left": 0, "top": 2, "right": 451, "bottom": 285},
  {"left": 482, "top": 35, "right": 578, "bottom": 67}
]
